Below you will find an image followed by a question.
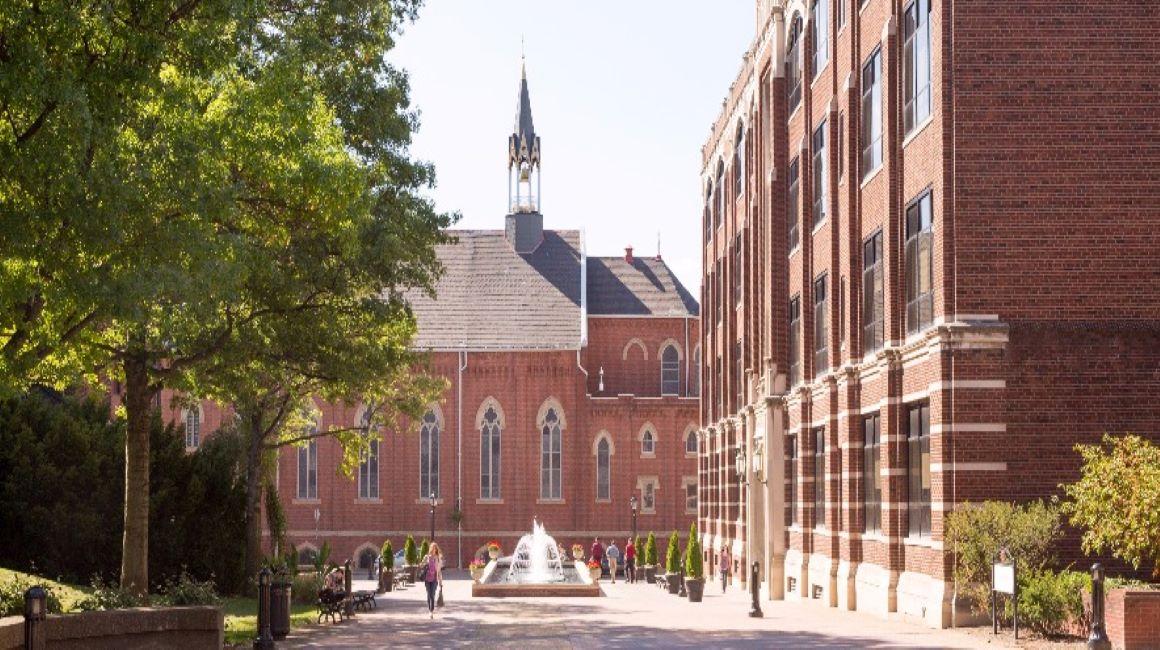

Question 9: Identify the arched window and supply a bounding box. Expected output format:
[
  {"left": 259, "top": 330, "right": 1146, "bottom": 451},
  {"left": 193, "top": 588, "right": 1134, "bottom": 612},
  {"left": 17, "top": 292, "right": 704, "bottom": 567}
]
[
  {"left": 704, "top": 182, "right": 713, "bottom": 243},
  {"left": 596, "top": 437, "right": 611, "bottom": 501},
  {"left": 733, "top": 123, "right": 745, "bottom": 198},
  {"left": 297, "top": 416, "right": 318, "bottom": 500},
  {"left": 420, "top": 409, "right": 440, "bottom": 499},
  {"left": 357, "top": 408, "right": 378, "bottom": 500},
  {"left": 357, "top": 546, "right": 379, "bottom": 570},
  {"left": 812, "top": 0, "right": 829, "bottom": 76},
  {"left": 641, "top": 428, "right": 656, "bottom": 456},
  {"left": 480, "top": 404, "right": 502, "bottom": 499},
  {"left": 714, "top": 160, "right": 725, "bottom": 229},
  {"left": 685, "top": 430, "right": 698, "bottom": 455},
  {"left": 184, "top": 405, "right": 201, "bottom": 449},
  {"left": 540, "top": 406, "right": 563, "bottom": 500},
  {"left": 787, "top": 14, "right": 803, "bottom": 112},
  {"left": 297, "top": 545, "right": 319, "bottom": 567},
  {"left": 691, "top": 345, "right": 702, "bottom": 396},
  {"left": 661, "top": 345, "right": 680, "bottom": 396}
]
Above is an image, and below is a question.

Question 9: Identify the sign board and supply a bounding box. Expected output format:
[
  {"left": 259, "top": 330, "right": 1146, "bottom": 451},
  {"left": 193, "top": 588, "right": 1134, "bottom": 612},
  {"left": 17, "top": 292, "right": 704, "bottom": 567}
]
[{"left": 993, "top": 562, "right": 1015, "bottom": 595}]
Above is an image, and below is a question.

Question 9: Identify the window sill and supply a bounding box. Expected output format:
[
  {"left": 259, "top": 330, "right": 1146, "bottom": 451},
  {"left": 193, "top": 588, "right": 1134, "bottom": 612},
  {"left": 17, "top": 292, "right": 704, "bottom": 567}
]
[
  {"left": 903, "top": 535, "right": 936, "bottom": 548},
  {"left": 414, "top": 498, "right": 447, "bottom": 505},
  {"left": 536, "top": 498, "right": 566, "bottom": 505},
  {"left": 685, "top": 452, "right": 698, "bottom": 459},
  {"left": 685, "top": 509, "right": 698, "bottom": 516},
  {"left": 811, "top": 217, "right": 827, "bottom": 236},
  {"left": 291, "top": 498, "right": 320, "bottom": 505},
  {"left": 788, "top": 245, "right": 800, "bottom": 259},
  {"left": 641, "top": 509, "right": 657, "bottom": 515},
  {"left": 902, "top": 113, "right": 935, "bottom": 150},
  {"left": 355, "top": 498, "right": 383, "bottom": 504},
  {"left": 860, "top": 165, "right": 883, "bottom": 189},
  {"left": 476, "top": 498, "right": 504, "bottom": 505},
  {"left": 811, "top": 61, "right": 830, "bottom": 87},
  {"left": 862, "top": 532, "right": 887, "bottom": 543},
  {"left": 640, "top": 452, "right": 656, "bottom": 459},
  {"left": 788, "top": 102, "right": 803, "bottom": 124}
]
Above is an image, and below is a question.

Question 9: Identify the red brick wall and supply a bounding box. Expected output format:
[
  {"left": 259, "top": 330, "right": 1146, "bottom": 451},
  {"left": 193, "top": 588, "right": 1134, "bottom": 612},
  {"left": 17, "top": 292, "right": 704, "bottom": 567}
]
[{"left": 1106, "top": 589, "right": 1160, "bottom": 650}]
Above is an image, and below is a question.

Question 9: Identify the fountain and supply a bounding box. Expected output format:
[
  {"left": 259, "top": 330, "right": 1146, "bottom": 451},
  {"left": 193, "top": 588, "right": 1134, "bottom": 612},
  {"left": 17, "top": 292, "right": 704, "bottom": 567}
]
[{"left": 471, "top": 519, "right": 601, "bottom": 597}]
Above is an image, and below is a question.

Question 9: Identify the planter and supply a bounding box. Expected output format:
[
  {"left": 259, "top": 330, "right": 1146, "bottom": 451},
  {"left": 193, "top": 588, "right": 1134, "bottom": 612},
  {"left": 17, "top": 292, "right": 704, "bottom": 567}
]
[
  {"left": 407, "top": 565, "right": 419, "bottom": 583},
  {"left": 686, "top": 577, "right": 704, "bottom": 602},
  {"left": 488, "top": 548, "right": 500, "bottom": 560},
  {"left": 667, "top": 574, "right": 681, "bottom": 594},
  {"left": 572, "top": 549, "right": 585, "bottom": 562},
  {"left": 589, "top": 567, "right": 602, "bottom": 583},
  {"left": 380, "top": 568, "right": 393, "bottom": 593},
  {"left": 470, "top": 566, "right": 484, "bottom": 583},
  {"left": 644, "top": 566, "right": 657, "bottom": 584}
]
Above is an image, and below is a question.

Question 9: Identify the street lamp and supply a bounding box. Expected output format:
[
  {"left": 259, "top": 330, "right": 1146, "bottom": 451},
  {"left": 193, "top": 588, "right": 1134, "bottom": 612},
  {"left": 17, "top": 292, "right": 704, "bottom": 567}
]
[
  {"left": 1088, "top": 563, "right": 1111, "bottom": 649},
  {"left": 629, "top": 495, "right": 638, "bottom": 540},
  {"left": 429, "top": 492, "right": 437, "bottom": 543},
  {"left": 735, "top": 448, "right": 747, "bottom": 485},
  {"left": 313, "top": 507, "right": 320, "bottom": 545}
]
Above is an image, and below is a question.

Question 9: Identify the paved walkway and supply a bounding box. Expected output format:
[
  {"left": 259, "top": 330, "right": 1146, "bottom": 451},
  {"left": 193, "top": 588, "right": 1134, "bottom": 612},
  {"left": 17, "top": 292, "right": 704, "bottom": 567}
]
[{"left": 283, "top": 572, "right": 1017, "bottom": 649}]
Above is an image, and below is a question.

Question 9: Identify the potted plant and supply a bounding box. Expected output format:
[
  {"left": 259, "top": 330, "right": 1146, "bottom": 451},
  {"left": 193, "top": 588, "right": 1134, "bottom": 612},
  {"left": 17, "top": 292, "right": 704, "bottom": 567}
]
[
  {"left": 665, "top": 531, "right": 681, "bottom": 594},
  {"left": 380, "top": 539, "right": 394, "bottom": 592},
  {"left": 419, "top": 539, "right": 430, "bottom": 562},
  {"left": 571, "top": 543, "right": 585, "bottom": 562},
  {"left": 643, "top": 532, "right": 659, "bottom": 584},
  {"left": 469, "top": 558, "right": 487, "bottom": 582},
  {"left": 684, "top": 523, "right": 704, "bottom": 602},
  {"left": 487, "top": 540, "right": 502, "bottom": 560},
  {"left": 587, "top": 559, "right": 602, "bottom": 583},
  {"left": 404, "top": 535, "right": 419, "bottom": 583}
]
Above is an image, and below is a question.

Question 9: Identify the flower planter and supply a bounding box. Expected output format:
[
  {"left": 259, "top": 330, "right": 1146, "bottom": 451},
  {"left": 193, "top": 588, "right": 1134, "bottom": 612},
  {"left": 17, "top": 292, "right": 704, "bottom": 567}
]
[
  {"left": 470, "top": 566, "right": 484, "bottom": 583},
  {"left": 644, "top": 566, "right": 657, "bottom": 584},
  {"left": 488, "top": 548, "right": 500, "bottom": 560},
  {"left": 572, "top": 548, "right": 585, "bottom": 562},
  {"left": 666, "top": 574, "right": 681, "bottom": 594},
  {"left": 407, "top": 565, "right": 419, "bottom": 584},
  {"left": 686, "top": 577, "right": 704, "bottom": 602},
  {"left": 381, "top": 568, "right": 393, "bottom": 592},
  {"left": 588, "top": 567, "right": 602, "bottom": 583}
]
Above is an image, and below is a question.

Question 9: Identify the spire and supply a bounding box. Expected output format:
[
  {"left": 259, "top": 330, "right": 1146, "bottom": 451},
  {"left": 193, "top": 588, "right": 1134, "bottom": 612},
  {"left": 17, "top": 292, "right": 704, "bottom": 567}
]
[{"left": 514, "top": 59, "right": 536, "bottom": 152}]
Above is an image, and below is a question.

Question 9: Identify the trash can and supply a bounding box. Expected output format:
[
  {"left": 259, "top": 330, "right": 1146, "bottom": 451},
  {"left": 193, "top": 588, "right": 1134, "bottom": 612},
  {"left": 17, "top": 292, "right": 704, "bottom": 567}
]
[{"left": 270, "top": 571, "right": 292, "bottom": 640}]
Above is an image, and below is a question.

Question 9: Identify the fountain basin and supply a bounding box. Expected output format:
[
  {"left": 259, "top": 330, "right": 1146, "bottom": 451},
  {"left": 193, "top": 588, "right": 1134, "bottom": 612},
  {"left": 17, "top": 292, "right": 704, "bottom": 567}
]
[{"left": 472, "top": 559, "right": 601, "bottom": 597}]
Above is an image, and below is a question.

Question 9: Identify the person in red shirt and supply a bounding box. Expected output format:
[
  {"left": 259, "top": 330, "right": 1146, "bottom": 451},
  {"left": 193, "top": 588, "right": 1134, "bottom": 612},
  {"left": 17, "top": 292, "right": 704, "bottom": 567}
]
[
  {"left": 590, "top": 537, "right": 605, "bottom": 576},
  {"left": 624, "top": 538, "right": 637, "bottom": 583}
]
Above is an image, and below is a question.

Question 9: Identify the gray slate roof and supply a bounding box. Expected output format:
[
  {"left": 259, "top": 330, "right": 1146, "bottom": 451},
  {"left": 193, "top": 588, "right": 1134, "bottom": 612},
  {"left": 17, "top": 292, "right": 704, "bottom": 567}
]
[
  {"left": 408, "top": 230, "right": 583, "bottom": 350},
  {"left": 586, "top": 256, "right": 700, "bottom": 317}
]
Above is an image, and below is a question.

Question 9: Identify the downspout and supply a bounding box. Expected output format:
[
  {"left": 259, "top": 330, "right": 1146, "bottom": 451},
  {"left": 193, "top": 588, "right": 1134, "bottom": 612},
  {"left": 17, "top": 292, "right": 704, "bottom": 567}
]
[
  {"left": 684, "top": 315, "right": 690, "bottom": 396},
  {"left": 458, "top": 350, "right": 467, "bottom": 568},
  {"left": 950, "top": 0, "right": 959, "bottom": 628}
]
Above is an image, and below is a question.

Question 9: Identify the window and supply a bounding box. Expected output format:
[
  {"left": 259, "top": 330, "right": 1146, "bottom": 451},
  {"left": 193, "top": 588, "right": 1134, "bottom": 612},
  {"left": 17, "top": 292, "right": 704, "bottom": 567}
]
[
  {"left": 733, "top": 234, "right": 743, "bottom": 306},
  {"left": 358, "top": 547, "right": 378, "bottom": 571},
  {"left": 420, "top": 410, "right": 440, "bottom": 499},
  {"left": 734, "top": 124, "right": 745, "bottom": 198},
  {"left": 837, "top": 0, "right": 845, "bottom": 30},
  {"left": 788, "top": 296, "right": 801, "bottom": 386},
  {"left": 786, "top": 15, "right": 803, "bottom": 112},
  {"left": 812, "top": 120, "right": 827, "bottom": 228},
  {"left": 685, "top": 480, "right": 698, "bottom": 513},
  {"left": 296, "top": 440, "right": 318, "bottom": 500},
  {"left": 814, "top": 274, "right": 829, "bottom": 374},
  {"left": 642, "top": 480, "right": 657, "bottom": 512},
  {"left": 596, "top": 437, "right": 611, "bottom": 501},
  {"left": 358, "top": 439, "right": 379, "bottom": 499},
  {"left": 863, "top": 414, "right": 882, "bottom": 534},
  {"left": 837, "top": 111, "right": 845, "bottom": 179},
  {"left": 903, "top": 0, "right": 932, "bottom": 135},
  {"left": 734, "top": 340, "right": 744, "bottom": 410},
  {"left": 906, "top": 192, "right": 934, "bottom": 333},
  {"left": 691, "top": 346, "right": 701, "bottom": 397},
  {"left": 861, "top": 49, "right": 883, "bottom": 178},
  {"left": 661, "top": 345, "right": 680, "bottom": 395},
  {"left": 540, "top": 407, "right": 562, "bottom": 499},
  {"left": 862, "top": 230, "right": 884, "bottom": 353},
  {"left": 814, "top": 427, "right": 826, "bottom": 529},
  {"left": 812, "top": 0, "right": 829, "bottom": 77},
  {"left": 641, "top": 429, "right": 656, "bottom": 455},
  {"left": 761, "top": 71, "right": 772, "bottom": 170},
  {"left": 787, "top": 157, "right": 800, "bottom": 252},
  {"left": 184, "top": 405, "right": 201, "bottom": 449},
  {"left": 703, "top": 188, "right": 713, "bottom": 244},
  {"left": 787, "top": 432, "right": 799, "bottom": 526},
  {"left": 715, "top": 259, "right": 723, "bottom": 324},
  {"left": 480, "top": 405, "right": 501, "bottom": 499},
  {"left": 685, "top": 430, "right": 698, "bottom": 455},
  {"left": 839, "top": 276, "right": 847, "bottom": 344},
  {"left": 715, "top": 162, "right": 725, "bottom": 229},
  {"left": 715, "top": 358, "right": 723, "bottom": 420},
  {"left": 907, "top": 402, "right": 932, "bottom": 538}
]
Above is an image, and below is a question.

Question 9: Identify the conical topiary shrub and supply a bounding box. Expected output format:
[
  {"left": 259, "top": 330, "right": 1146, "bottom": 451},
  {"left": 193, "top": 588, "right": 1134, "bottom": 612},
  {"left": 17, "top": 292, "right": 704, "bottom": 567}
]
[
  {"left": 644, "top": 532, "right": 659, "bottom": 584},
  {"left": 684, "top": 523, "right": 704, "bottom": 602},
  {"left": 404, "top": 535, "right": 419, "bottom": 582},
  {"left": 664, "top": 531, "right": 681, "bottom": 594}
]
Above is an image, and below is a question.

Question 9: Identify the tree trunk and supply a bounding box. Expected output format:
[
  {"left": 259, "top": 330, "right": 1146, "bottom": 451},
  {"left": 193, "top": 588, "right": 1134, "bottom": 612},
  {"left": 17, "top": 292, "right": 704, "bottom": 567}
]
[
  {"left": 120, "top": 354, "right": 154, "bottom": 597},
  {"left": 243, "top": 409, "right": 265, "bottom": 588}
]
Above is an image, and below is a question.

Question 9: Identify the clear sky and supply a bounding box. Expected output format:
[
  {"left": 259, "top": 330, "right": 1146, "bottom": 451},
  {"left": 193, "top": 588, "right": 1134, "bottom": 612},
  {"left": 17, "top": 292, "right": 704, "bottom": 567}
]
[{"left": 388, "top": 1, "right": 755, "bottom": 293}]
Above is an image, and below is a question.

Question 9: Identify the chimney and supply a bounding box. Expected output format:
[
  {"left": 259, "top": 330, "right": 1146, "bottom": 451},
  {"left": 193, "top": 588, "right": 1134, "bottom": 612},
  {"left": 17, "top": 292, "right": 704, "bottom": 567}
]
[
  {"left": 505, "top": 211, "right": 543, "bottom": 254},
  {"left": 625, "top": 246, "right": 634, "bottom": 264}
]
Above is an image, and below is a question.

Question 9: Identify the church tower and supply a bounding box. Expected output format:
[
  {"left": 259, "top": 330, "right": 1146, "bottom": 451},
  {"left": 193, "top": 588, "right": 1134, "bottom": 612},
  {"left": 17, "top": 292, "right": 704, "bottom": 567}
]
[{"left": 505, "top": 57, "right": 543, "bottom": 253}]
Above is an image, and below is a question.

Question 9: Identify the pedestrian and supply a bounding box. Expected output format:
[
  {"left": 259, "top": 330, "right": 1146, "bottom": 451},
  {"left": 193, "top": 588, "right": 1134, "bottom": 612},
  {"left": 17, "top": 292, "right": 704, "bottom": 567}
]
[
  {"left": 718, "top": 545, "right": 731, "bottom": 594},
  {"left": 421, "top": 541, "right": 443, "bottom": 618},
  {"left": 590, "top": 537, "right": 605, "bottom": 577},
  {"left": 624, "top": 537, "right": 636, "bottom": 583},
  {"left": 607, "top": 540, "right": 620, "bottom": 584}
]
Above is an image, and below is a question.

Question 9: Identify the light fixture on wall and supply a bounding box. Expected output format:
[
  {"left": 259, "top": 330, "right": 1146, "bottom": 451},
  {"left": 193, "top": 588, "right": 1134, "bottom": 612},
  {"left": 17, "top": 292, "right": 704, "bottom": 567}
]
[
  {"left": 753, "top": 442, "right": 765, "bottom": 484},
  {"left": 735, "top": 448, "right": 747, "bottom": 485},
  {"left": 598, "top": 366, "right": 605, "bottom": 392}
]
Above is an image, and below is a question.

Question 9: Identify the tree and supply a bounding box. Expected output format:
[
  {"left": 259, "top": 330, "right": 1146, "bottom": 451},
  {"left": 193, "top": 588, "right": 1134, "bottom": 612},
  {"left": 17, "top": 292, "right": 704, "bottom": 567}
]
[
  {"left": 644, "top": 532, "right": 658, "bottom": 567},
  {"left": 684, "top": 523, "right": 703, "bottom": 579},
  {"left": 1062, "top": 434, "right": 1160, "bottom": 577},
  {"left": 404, "top": 535, "right": 418, "bottom": 567},
  {"left": 1, "top": 1, "right": 448, "bottom": 595},
  {"left": 665, "top": 531, "right": 680, "bottom": 575}
]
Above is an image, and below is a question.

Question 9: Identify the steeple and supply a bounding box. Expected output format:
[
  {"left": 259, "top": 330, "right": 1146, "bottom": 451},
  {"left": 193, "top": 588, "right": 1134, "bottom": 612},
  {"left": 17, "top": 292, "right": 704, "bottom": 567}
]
[{"left": 508, "top": 54, "right": 541, "bottom": 216}]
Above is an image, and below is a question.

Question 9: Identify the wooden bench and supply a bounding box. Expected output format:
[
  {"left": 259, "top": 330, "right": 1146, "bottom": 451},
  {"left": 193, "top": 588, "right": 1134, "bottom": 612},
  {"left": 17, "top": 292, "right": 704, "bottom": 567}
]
[
  {"left": 316, "top": 589, "right": 349, "bottom": 624},
  {"left": 352, "top": 590, "right": 377, "bottom": 611}
]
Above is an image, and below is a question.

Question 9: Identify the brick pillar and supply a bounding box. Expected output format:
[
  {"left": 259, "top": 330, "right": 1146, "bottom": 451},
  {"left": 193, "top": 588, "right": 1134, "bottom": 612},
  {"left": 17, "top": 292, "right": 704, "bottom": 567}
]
[{"left": 837, "top": 368, "right": 861, "bottom": 611}]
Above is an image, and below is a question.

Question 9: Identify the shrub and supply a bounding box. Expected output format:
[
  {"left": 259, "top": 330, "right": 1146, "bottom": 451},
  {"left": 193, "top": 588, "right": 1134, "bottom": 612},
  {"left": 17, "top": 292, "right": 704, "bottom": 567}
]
[
  {"left": 419, "top": 539, "right": 430, "bottom": 561},
  {"left": 1018, "top": 569, "right": 1090, "bottom": 638},
  {"left": 633, "top": 536, "right": 642, "bottom": 562},
  {"left": 944, "top": 500, "right": 1061, "bottom": 613},
  {"left": 290, "top": 573, "right": 325, "bottom": 605},
  {"left": 665, "top": 532, "right": 680, "bottom": 574},
  {"left": 74, "top": 575, "right": 147, "bottom": 611},
  {"left": 1062, "top": 434, "right": 1160, "bottom": 578},
  {"left": 0, "top": 575, "right": 63, "bottom": 617},
  {"left": 381, "top": 540, "right": 394, "bottom": 570},
  {"left": 313, "top": 541, "right": 331, "bottom": 574},
  {"left": 158, "top": 570, "right": 221, "bottom": 607},
  {"left": 644, "top": 532, "right": 658, "bottom": 566},
  {"left": 404, "top": 535, "right": 418, "bottom": 566},
  {"left": 685, "top": 523, "right": 703, "bottom": 579}
]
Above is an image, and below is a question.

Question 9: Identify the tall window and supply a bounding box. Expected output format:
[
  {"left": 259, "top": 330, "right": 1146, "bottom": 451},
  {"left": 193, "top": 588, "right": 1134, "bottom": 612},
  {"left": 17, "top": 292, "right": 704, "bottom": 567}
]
[
  {"left": 786, "top": 16, "right": 803, "bottom": 112},
  {"left": 787, "top": 432, "right": 799, "bottom": 526},
  {"left": 184, "top": 405, "right": 201, "bottom": 449},
  {"left": 812, "top": 0, "right": 828, "bottom": 76},
  {"left": 903, "top": 0, "right": 932, "bottom": 134},
  {"left": 788, "top": 296, "right": 801, "bottom": 386},
  {"left": 907, "top": 402, "right": 932, "bottom": 538},
  {"left": 685, "top": 481, "right": 698, "bottom": 513},
  {"left": 642, "top": 429, "right": 656, "bottom": 455},
  {"left": 861, "top": 49, "right": 883, "bottom": 178},
  {"left": 703, "top": 187, "right": 713, "bottom": 244},
  {"left": 685, "top": 430, "right": 698, "bottom": 454},
  {"left": 715, "top": 259, "right": 723, "bottom": 324},
  {"left": 419, "top": 410, "right": 441, "bottom": 499},
  {"left": 358, "top": 438, "right": 379, "bottom": 499},
  {"left": 734, "top": 340, "right": 743, "bottom": 409},
  {"left": 734, "top": 124, "right": 745, "bottom": 198},
  {"left": 691, "top": 346, "right": 701, "bottom": 396},
  {"left": 787, "top": 157, "right": 800, "bottom": 252},
  {"left": 297, "top": 440, "right": 317, "bottom": 500},
  {"left": 812, "top": 120, "right": 827, "bottom": 227},
  {"left": 761, "top": 71, "right": 772, "bottom": 170},
  {"left": 837, "top": 0, "right": 846, "bottom": 30},
  {"left": 715, "top": 162, "right": 725, "bottom": 229},
  {"left": 480, "top": 405, "right": 501, "bottom": 499},
  {"left": 863, "top": 414, "right": 882, "bottom": 534},
  {"left": 642, "top": 480, "right": 657, "bottom": 511},
  {"left": 733, "top": 234, "right": 743, "bottom": 306},
  {"left": 839, "top": 276, "right": 847, "bottom": 344},
  {"left": 540, "top": 407, "right": 562, "bottom": 500},
  {"left": 661, "top": 345, "right": 680, "bottom": 395},
  {"left": 596, "top": 437, "right": 611, "bottom": 501},
  {"left": 814, "top": 274, "right": 829, "bottom": 374},
  {"left": 813, "top": 427, "right": 826, "bottom": 529},
  {"left": 862, "top": 230, "right": 884, "bottom": 353},
  {"left": 906, "top": 192, "right": 935, "bottom": 333},
  {"left": 837, "top": 111, "right": 845, "bottom": 179},
  {"left": 715, "top": 359, "right": 723, "bottom": 419}
]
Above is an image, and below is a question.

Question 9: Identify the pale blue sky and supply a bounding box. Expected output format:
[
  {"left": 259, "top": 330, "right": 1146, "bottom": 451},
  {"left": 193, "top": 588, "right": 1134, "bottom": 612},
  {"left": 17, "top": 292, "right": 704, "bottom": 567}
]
[{"left": 389, "top": 1, "right": 754, "bottom": 293}]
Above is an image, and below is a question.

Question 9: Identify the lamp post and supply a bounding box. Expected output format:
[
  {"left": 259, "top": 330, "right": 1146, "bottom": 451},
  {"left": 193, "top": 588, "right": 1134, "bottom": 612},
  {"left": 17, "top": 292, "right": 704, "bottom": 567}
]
[
  {"left": 1088, "top": 563, "right": 1111, "bottom": 650},
  {"left": 254, "top": 568, "right": 274, "bottom": 650},
  {"left": 313, "top": 507, "right": 321, "bottom": 545},
  {"left": 735, "top": 448, "right": 746, "bottom": 484},
  {"left": 24, "top": 585, "right": 47, "bottom": 650},
  {"left": 429, "top": 492, "right": 437, "bottom": 543},
  {"left": 629, "top": 495, "right": 638, "bottom": 541}
]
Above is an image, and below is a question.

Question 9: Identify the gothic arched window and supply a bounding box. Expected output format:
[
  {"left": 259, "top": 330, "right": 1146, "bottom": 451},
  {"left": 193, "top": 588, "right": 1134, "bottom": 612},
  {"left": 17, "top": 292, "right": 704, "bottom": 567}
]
[
  {"left": 540, "top": 407, "right": 562, "bottom": 500},
  {"left": 184, "top": 405, "right": 201, "bottom": 449},
  {"left": 420, "top": 410, "right": 440, "bottom": 499},
  {"left": 642, "top": 429, "right": 656, "bottom": 456},
  {"left": 357, "top": 408, "right": 378, "bottom": 500},
  {"left": 596, "top": 437, "right": 611, "bottom": 501},
  {"left": 480, "top": 405, "right": 502, "bottom": 499},
  {"left": 661, "top": 344, "right": 680, "bottom": 396},
  {"left": 685, "top": 429, "right": 698, "bottom": 455},
  {"left": 733, "top": 123, "right": 745, "bottom": 198}
]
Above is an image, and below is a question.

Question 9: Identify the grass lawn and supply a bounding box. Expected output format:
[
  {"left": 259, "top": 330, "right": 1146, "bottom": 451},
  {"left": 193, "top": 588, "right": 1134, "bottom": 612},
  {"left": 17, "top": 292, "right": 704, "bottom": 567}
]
[
  {"left": 0, "top": 568, "right": 91, "bottom": 612},
  {"left": 222, "top": 596, "right": 316, "bottom": 644}
]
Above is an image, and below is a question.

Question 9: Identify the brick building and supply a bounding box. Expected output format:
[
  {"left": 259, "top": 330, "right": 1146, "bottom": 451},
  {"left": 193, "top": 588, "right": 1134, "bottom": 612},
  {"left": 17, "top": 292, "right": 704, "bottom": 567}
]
[{"left": 698, "top": 0, "right": 1159, "bottom": 628}]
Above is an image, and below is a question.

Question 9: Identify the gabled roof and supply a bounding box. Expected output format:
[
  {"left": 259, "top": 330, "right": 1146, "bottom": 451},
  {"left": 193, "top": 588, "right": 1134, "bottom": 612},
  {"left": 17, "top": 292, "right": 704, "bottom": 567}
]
[
  {"left": 586, "top": 256, "right": 700, "bottom": 317},
  {"left": 408, "top": 230, "right": 583, "bottom": 350}
]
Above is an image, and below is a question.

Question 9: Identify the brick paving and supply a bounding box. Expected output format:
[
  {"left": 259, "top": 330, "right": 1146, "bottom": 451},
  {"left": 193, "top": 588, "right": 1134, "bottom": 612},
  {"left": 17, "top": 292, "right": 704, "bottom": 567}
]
[{"left": 282, "top": 571, "right": 1020, "bottom": 649}]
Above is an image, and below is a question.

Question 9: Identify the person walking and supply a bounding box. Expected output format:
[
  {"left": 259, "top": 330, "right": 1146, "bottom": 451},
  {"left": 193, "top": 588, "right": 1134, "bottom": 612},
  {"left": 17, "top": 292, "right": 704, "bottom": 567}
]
[
  {"left": 624, "top": 538, "right": 636, "bottom": 584},
  {"left": 606, "top": 540, "right": 620, "bottom": 584},
  {"left": 590, "top": 537, "right": 605, "bottom": 573},
  {"left": 718, "top": 545, "right": 731, "bottom": 594},
  {"left": 421, "top": 542, "right": 444, "bottom": 618}
]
